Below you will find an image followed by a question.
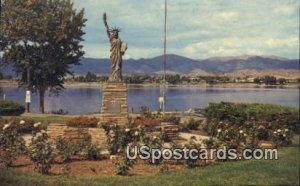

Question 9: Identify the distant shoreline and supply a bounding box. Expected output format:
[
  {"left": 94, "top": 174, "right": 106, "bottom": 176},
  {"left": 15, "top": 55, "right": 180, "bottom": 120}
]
[{"left": 0, "top": 80, "right": 299, "bottom": 89}]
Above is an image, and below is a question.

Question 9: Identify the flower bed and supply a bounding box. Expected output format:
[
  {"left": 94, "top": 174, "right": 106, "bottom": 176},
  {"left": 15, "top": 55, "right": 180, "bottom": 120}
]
[{"left": 65, "top": 116, "right": 99, "bottom": 128}]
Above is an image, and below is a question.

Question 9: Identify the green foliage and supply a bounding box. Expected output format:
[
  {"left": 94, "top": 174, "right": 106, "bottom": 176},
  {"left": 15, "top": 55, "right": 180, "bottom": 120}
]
[
  {"left": 166, "top": 74, "right": 181, "bottom": 84},
  {"left": 272, "top": 129, "right": 292, "bottom": 146},
  {"left": 203, "top": 102, "right": 299, "bottom": 147},
  {"left": 85, "top": 72, "right": 97, "bottom": 82},
  {"left": 254, "top": 77, "right": 262, "bottom": 84},
  {"left": 102, "top": 121, "right": 166, "bottom": 167},
  {"left": 71, "top": 74, "right": 108, "bottom": 82},
  {"left": 178, "top": 118, "right": 200, "bottom": 132},
  {"left": 1, "top": 0, "right": 86, "bottom": 113},
  {"left": 112, "top": 154, "right": 136, "bottom": 176},
  {"left": 278, "top": 78, "right": 287, "bottom": 85},
  {"left": 101, "top": 124, "right": 122, "bottom": 155},
  {"left": 141, "top": 135, "right": 164, "bottom": 165},
  {"left": 124, "top": 74, "right": 154, "bottom": 84},
  {"left": 27, "top": 130, "right": 53, "bottom": 174},
  {"left": 101, "top": 123, "right": 141, "bottom": 155},
  {"left": 184, "top": 137, "right": 200, "bottom": 168},
  {"left": 55, "top": 138, "right": 77, "bottom": 162},
  {"left": 0, "top": 117, "right": 42, "bottom": 134},
  {"left": 101, "top": 123, "right": 142, "bottom": 175},
  {"left": 101, "top": 121, "right": 167, "bottom": 173},
  {"left": 254, "top": 76, "right": 278, "bottom": 85},
  {"left": 157, "top": 131, "right": 170, "bottom": 142},
  {"left": 0, "top": 135, "right": 299, "bottom": 186},
  {"left": 0, "top": 72, "right": 3, "bottom": 80},
  {"left": 82, "top": 143, "right": 102, "bottom": 160},
  {"left": 0, "top": 100, "right": 25, "bottom": 116},
  {"left": 264, "top": 75, "right": 277, "bottom": 85},
  {"left": 0, "top": 123, "right": 26, "bottom": 167},
  {"left": 51, "top": 109, "right": 68, "bottom": 115},
  {"left": 65, "top": 116, "right": 99, "bottom": 128},
  {"left": 55, "top": 137, "right": 101, "bottom": 161},
  {"left": 139, "top": 106, "right": 152, "bottom": 117}
]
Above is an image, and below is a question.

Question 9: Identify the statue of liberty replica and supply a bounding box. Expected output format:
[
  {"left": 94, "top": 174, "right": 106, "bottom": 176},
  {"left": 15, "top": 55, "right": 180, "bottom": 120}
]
[
  {"left": 103, "top": 13, "right": 127, "bottom": 82},
  {"left": 100, "top": 13, "right": 128, "bottom": 126}
]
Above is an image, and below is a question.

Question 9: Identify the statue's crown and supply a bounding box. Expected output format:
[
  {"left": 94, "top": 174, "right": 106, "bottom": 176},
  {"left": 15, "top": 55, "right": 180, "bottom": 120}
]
[{"left": 109, "top": 27, "right": 121, "bottom": 32}]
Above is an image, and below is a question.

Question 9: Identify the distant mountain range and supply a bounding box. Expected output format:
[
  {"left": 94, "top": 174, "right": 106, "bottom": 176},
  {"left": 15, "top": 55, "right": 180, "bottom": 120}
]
[{"left": 1, "top": 54, "right": 299, "bottom": 76}]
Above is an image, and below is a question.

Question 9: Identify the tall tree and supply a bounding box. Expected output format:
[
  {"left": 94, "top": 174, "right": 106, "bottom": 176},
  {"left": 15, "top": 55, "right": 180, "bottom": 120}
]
[
  {"left": 1, "top": 0, "right": 86, "bottom": 113},
  {"left": 0, "top": 0, "right": 8, "bottom": 50}
]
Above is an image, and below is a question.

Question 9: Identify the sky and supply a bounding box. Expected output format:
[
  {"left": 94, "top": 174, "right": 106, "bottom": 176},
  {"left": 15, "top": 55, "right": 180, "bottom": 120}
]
[{"left": 72, "top": 0, "right": 299, "bottom": 60}]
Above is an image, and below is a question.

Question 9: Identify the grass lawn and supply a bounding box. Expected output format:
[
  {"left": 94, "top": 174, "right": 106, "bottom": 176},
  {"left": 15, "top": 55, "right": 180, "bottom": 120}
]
[
  {"left": 0, "top": 135, "right": 299, "bottom": 186},
  {"left": 2, "top": 113, "right": 71, "bottom": 126}
]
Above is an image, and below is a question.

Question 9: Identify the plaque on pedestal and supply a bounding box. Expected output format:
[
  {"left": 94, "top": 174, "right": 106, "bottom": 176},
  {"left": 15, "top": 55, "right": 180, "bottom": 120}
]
[{"left": 99, "top": 82, "right": 128, "bottom": 126}]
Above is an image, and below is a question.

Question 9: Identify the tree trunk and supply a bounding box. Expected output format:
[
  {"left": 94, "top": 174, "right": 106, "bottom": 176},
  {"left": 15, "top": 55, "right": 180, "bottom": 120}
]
[{"left": 39, "top": 88, "right": 45, "bottom": 113}]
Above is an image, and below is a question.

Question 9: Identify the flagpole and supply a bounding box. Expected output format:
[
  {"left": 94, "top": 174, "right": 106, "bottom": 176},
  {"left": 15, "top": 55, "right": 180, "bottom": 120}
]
[{"left": 162, "top": 0, "right": 167, "bottom": 116}]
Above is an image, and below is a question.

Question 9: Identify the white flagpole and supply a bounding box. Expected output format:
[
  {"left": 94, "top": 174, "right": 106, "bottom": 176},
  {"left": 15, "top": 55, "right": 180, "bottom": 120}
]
[{"left": 163, "top": 0, "right": 167, "bottom": 115}]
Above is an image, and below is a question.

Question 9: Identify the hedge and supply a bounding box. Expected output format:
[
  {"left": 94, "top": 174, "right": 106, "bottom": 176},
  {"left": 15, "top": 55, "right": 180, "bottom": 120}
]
[
  {"left": 204, "top": 102, "right": 299, "bottom": 134},
  {"left": 0, "top": 100, "right": 25, "bottom": 116}
]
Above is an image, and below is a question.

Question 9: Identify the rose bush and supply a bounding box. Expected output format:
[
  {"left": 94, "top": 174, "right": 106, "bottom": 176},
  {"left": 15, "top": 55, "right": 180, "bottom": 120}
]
[
  {"left": 0, "top": 122, "right": 26, "bottom": 167},
  {"left": 0, "top": 117, "right": 40, "bottom": 134},
  {"left": 27, "top": 130, "right": 53, "bottom": 174},
  {"left": 55, "top": 138, "right": 102, "bottom": 162},
  {"left": 203, "top": 102, "right": 299, "bottom": 148}
]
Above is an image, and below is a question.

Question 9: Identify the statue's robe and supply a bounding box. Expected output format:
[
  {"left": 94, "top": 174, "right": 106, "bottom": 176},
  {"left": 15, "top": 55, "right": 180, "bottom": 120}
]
[{"left": 109, "top": 38, "right": 123, "bottom": 82}]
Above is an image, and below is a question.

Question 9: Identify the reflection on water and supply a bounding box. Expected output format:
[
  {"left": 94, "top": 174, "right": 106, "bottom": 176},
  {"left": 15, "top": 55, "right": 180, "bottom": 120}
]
[{"left": 1, "top": 86, "right": 299, "bottom": 114}]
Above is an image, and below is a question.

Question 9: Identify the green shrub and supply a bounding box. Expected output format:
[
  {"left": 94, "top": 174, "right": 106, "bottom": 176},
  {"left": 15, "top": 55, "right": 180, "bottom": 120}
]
[
  {"left": 55, "top": 137, "right": 101, "bottom": 161},
  {"left": 82, "top": 143, "right": 102, "bottom": 160},
  {"left": 203, "top": 102, "right": 299, "bottom": 147},
  {"left": 179, "top": 118, "right": 200, "bottom": 132},
  {"left": 27, "top": 130, "right": 53, "bottom": 174},
  {"left": 112, "top": 154, "right": 136, "bottom": 176},
  {"left": 184, "top": 137, "right": 200, "bottom": 168},
  {"left": 55, "top": 138, "right": 86, "bottom": 162},
  {"left": 101, "top": 123, "right": 142, "bottom": 175},
  {"left": 65, "top": 116, "right": 99, "bottom": 128},
  {"left": 0, "top": 100, "right": 25, "bottom": 116},
  {"left": 0, "top": 117, "right": 38, "bottom": 134},
  {"left": 101, "top": 124, "right": 123, "bottom": 155},
  {"left": 257, "top": 127, "right": 269, "bottom": 140},
  {"left": 141, "top": 135, "right": 164, "bottom": 165},
  {"left": 139, "top": 106, "right": 152, "bottom": 117},
  {"left": 0, "top": 123, "right": 26, "bottom": 167},
  {"left": 272, "top": 129, "right": 292, "bottom": 146},
  {"left": 101, "top": 123, "right": 141, "bottom": 155},
  {"left": 204, "top": 102, "right": 299, "bottom": 132},
  {"left": 158, "top": 131, "right": 170, "bottom": 142}
]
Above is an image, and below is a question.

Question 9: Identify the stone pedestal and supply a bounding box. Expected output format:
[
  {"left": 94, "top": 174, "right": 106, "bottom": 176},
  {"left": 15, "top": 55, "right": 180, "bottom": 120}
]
[{"left": 99, "top": 82, "right": 128, "bottom": 126}]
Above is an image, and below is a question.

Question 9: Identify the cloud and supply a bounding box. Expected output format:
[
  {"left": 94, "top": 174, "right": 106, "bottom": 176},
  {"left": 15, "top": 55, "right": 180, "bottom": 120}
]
[
  {"left": 173, "top": 36, "right": 299, "bottom": 59},
  {"left": 72, "top": 0, "right": 299, "bottom": 59},
  {"left": 83, "top": 43, "right": 110, "bottom": 59},
  {"left": 215, "top": 11, "right": 239, "bottom": 21},
  {"left": 273, "top": 5, "right": 297, "bottom": 15},
  {"left": 264, "top": 37, "right": 298, "bottom": 48}
]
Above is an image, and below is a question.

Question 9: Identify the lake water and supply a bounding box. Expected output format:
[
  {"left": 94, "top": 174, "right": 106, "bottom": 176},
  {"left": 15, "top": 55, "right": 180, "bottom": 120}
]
[{"left": 1, "top": 86, "right": 299, "bottom": 114}]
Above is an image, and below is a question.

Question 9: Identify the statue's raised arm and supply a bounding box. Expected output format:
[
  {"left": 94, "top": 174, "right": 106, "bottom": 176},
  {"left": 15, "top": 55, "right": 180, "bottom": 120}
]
[{"left": 103, "top": 12, "right": 110, "bottom": 39}]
